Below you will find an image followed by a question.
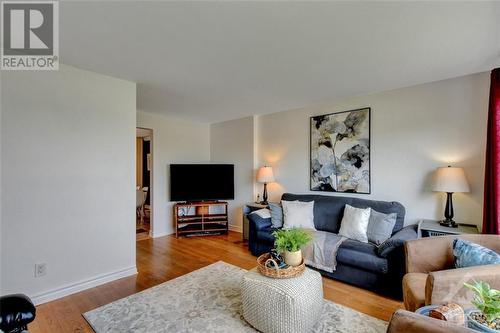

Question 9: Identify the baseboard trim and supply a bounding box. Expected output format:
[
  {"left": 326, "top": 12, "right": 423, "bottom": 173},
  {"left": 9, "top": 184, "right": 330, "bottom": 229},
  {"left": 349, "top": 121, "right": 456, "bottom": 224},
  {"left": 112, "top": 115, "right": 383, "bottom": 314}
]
[
  {"left": 31, "top": 266, "right": 138, "bottom": 305},
  {"left": 228, "top": 224, "right": 243, "bottom": 233},
  {"left": 151, "top": 231, "right": 173, "bottom": 238}
]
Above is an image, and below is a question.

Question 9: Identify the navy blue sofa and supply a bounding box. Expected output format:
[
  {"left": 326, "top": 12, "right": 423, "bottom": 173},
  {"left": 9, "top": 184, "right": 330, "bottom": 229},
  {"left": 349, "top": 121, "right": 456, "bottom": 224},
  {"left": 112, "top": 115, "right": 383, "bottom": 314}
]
[{"left": 248, "top": 193, "right": 418, "bottom": 297}]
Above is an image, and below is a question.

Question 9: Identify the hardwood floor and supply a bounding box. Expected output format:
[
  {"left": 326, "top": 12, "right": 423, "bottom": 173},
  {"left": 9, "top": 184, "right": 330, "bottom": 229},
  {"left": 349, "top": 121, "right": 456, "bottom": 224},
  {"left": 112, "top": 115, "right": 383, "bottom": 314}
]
[
  {"left": 136, "top": 208, "right": 151, "bottom": 241},
  {"left": 30, "top": 232, "right": 403, "bottom": 332},
  {"left": 136, "top": 220, "right": 150, "bottom": 241}
]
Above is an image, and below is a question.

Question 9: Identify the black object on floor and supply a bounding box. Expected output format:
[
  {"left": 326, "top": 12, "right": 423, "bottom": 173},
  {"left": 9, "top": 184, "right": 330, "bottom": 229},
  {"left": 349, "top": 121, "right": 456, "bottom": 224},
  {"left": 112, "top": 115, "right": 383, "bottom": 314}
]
[{"left": 0, "top": 294, "right": 36, "bottom": 333}]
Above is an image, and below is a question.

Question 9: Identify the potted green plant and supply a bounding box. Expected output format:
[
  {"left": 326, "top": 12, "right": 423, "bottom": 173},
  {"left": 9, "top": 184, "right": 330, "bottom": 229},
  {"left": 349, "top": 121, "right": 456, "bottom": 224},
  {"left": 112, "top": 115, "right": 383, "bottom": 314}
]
[
  {"left": 464, "top": 281, "right": 500, "bottom": 332},
  {"left": 272, "top": 228, "right": 312, "bottom": 266}
]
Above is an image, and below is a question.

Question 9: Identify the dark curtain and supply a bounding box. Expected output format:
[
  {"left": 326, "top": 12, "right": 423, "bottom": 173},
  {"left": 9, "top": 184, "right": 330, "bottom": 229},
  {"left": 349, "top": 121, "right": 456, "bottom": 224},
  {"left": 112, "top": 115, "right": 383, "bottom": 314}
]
[{"left": 483, "top": 68, "right": 500, "bottom": 234}]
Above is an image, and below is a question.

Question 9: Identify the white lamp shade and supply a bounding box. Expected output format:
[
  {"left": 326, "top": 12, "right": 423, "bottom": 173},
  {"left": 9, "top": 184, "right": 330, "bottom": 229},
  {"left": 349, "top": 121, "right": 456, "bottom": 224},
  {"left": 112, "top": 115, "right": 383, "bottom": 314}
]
[
  {"left": 257, "top": 166, "right": 275, "bottom": 183},
  {"left": 433, "top": 166, "right": 470, "bottom": 193}
]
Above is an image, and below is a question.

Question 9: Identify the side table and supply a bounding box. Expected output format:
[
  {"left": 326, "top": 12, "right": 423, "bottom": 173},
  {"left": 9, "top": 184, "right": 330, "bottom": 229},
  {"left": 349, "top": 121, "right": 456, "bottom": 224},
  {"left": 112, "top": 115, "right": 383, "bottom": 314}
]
[{"left": 418, "top": 219, "right": 479, "bottom": 238}]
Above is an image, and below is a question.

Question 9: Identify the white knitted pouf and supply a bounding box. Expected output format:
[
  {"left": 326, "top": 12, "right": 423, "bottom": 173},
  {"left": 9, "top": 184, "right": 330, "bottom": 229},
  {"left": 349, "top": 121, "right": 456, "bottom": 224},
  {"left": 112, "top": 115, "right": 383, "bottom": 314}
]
[{"left": 241, "top": 267, "right": 323, "bottom": 333}]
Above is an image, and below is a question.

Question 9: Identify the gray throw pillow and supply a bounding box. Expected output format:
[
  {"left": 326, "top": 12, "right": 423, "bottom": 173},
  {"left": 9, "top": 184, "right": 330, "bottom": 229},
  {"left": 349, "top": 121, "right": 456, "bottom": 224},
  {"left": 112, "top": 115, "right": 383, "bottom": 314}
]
[
  {"left": 268, "top": 202, "right": 283, "bottom": 228},
  {"left": 367, "top": 210, "right": 397, "bottom": 245}
]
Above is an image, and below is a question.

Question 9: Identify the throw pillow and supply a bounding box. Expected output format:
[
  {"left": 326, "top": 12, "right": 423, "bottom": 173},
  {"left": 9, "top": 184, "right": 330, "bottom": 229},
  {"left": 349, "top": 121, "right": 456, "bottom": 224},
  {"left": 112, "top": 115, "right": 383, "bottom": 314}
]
[
  {"left": 281, "top": 200, "right": 316, "bottom": 230},
  {"left": 338, "top": 204, "right": 371, "bottom": 243},
  {"left": 268, "top": 202, "right": 284, "bottom": 228},
  {"left": 453, "top": 239, "right": 500, "bottom": 268},
  {"left": 250, "top": 208, "right": 271, "bottom": 219},
  {"left": 367, "top": 210, "right": 397, "bottom": 245}
]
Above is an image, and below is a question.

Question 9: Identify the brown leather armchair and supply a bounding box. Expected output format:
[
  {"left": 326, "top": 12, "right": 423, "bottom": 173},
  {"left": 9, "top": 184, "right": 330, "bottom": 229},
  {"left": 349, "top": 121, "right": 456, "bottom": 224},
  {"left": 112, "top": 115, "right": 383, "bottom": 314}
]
[
  {"left": 402, "top": 234, "right": 500, "bottom": 311},
  {"left": 387, "top": 310, "right": 475, "bottom": 333}
]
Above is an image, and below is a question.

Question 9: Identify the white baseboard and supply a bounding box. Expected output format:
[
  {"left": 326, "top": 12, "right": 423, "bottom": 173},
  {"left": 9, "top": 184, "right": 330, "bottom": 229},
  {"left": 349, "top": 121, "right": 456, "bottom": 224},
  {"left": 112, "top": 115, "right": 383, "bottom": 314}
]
[
  {"left": 31, "top": 266, "right": 138, "bottom": 305},
  {"left": 151, "top": 230, "right": 173, "bottom": 238},
  {"left": 228, "top": 224, "right": 243, "bottom": 233}
]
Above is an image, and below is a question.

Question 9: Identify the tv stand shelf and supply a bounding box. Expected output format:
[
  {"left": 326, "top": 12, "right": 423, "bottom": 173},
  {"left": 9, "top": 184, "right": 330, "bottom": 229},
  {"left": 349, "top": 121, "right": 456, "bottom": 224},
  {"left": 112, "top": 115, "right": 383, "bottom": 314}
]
[{"left": 174, "top": 201, "right": 228, "bottom": 238}]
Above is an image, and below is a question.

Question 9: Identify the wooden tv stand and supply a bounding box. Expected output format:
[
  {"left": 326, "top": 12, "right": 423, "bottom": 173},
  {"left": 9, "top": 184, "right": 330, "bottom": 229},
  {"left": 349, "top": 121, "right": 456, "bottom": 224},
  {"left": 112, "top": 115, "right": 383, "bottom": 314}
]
[{"left": 174, "top": 201, "right": 228, "bottom": 238}]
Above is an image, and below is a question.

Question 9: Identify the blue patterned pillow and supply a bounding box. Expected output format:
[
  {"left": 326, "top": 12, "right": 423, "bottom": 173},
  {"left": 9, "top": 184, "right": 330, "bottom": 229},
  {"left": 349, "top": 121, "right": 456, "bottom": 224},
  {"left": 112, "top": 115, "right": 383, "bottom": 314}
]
[{"left": 453, "top": 239, "right": 500, "bottom": 268}]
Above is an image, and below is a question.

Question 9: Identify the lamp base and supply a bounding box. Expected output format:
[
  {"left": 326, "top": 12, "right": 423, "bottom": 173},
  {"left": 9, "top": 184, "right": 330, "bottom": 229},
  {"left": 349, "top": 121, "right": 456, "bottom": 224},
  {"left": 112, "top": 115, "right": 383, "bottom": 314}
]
[
  {"left": 441, "top": 192, "right": 458, "bottom": 228},
  {"left": 260, "top": 183, "right": 268, "bottom": 207},
  {"left": 439, "top": 219, "right": 458, "bottom": 228}
]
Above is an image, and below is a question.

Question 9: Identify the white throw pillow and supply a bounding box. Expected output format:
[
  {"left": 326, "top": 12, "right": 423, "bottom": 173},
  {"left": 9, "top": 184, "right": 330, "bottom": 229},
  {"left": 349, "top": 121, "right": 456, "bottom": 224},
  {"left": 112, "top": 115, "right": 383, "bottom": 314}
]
[
  {"left": 281, "top": 200, "right": 316, "bottom": 230},
  {"left": 338, "top": 204, "right": 371, "bottom": 243}
]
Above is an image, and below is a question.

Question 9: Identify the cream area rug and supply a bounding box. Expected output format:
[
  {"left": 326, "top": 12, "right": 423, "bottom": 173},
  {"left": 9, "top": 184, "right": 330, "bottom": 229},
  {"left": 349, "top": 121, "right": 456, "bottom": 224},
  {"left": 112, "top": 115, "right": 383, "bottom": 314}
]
[{"left": 84, "top": 261, "right": 387, "bottom": 333}]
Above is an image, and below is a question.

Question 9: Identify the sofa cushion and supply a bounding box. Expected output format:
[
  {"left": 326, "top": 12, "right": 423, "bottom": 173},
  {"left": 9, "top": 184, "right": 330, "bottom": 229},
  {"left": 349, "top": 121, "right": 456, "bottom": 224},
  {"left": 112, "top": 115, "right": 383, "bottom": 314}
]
[
  {"left": 337, "top": 239, "right": 388, "bottom": 274},
  {"left": 340, "top": 238, "right": 378, "bottom": 254},
  {"left": 281, "top": 193, "right": 405, "bottom": 235}
]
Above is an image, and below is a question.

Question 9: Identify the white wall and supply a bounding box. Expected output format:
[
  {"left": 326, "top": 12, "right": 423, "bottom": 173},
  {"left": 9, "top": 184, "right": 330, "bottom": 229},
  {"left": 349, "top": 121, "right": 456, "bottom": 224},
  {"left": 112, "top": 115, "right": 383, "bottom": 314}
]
[
  {"left": 257, "top": 72, "right": 489, "bottom": 227},
  {"left": 137, "top": 111, "right": 210, "bottom": 237},
  {"left": 210, "top": 117, "right": 255, "bottom": 231},
  {"left": 1, "top": 65, "right": 137, "bottom": 302}
]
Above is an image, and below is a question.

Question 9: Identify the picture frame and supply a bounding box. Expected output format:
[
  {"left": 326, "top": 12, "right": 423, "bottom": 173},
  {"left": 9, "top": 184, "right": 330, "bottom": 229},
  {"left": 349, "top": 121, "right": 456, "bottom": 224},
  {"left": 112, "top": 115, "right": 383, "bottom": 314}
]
[{"left": 310, "top": 107, "right": 371, "bottom": 194}]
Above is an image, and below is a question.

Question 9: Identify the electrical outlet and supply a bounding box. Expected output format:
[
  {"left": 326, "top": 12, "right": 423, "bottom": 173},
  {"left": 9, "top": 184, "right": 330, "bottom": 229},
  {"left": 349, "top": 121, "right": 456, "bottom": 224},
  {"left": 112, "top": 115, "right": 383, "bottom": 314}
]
[{"left": 35, "top": 263, "right": 47, "bottom": 277}]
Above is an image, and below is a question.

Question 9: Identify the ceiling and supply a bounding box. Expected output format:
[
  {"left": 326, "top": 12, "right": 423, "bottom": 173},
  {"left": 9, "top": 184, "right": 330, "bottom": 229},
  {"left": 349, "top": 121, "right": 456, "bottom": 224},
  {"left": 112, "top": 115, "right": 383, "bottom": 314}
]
[{"left": 61, "top": 1, "right": 500, "bottom": 123}]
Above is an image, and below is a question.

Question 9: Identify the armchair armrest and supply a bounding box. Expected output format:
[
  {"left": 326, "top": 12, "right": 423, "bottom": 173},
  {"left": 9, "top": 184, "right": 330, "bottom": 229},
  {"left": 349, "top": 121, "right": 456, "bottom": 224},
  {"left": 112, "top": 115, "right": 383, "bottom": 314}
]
[
  {"left": 405, "top": 235, "right": 500, "bottom": 274},
  {"left": 248, "top": 213, "right": 272, "bottom": 231},
  {"left": 387, "top": 310, "right": 475, "bottom": 333},
  {"left": 405, "top": 235, "right": 461, "bottom": 274},
  {"left": 378, "top": 224, "right": 418, "bottom": 258},
  {"left": 425, "top": 263, "right": 500, "bottom": 308}
]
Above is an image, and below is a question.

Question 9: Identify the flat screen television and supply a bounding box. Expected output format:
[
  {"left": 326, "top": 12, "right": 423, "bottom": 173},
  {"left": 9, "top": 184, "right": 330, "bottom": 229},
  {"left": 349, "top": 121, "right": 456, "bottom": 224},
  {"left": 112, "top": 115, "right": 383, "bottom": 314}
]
[{"left": 170, "top": 164, "right": 234, "bottom": 202}]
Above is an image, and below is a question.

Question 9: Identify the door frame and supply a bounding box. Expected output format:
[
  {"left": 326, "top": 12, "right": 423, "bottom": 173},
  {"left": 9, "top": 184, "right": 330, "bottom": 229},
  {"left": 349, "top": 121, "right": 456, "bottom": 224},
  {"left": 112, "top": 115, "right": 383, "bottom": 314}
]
[{"left": 136, "top": 127, "right": 154, "bottom": 238}]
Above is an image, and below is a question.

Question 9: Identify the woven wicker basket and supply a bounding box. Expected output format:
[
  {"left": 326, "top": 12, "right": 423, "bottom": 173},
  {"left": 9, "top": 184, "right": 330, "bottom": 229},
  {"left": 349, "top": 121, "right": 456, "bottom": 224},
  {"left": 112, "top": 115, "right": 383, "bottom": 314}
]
[{"left": 257, "top": 253, "right": 305, "bottom": 279}]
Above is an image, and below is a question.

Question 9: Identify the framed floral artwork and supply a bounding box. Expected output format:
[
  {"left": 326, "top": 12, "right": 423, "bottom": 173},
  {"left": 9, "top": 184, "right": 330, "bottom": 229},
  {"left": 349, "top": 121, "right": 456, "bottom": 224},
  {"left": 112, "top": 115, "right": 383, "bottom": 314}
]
[{"left": 310, "top": 107, "right": 370, "bottom": 194}]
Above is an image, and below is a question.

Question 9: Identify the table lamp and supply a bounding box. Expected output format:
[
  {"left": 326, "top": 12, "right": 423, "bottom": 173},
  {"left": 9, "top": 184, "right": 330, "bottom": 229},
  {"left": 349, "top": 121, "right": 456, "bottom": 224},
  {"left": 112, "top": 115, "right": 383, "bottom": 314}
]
[
  {"left": 432, "top": 166, "right": 470, "bottom": 227},
  {"left": 257, "top": 166, "right": 275, "bottom": 205}
]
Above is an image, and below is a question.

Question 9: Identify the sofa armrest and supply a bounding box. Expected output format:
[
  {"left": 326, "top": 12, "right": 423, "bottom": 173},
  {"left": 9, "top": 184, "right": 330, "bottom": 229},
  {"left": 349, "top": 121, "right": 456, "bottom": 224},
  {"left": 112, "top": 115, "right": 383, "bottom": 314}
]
[
  {"left": 0, "top": 294, "right": 36, "bottom": 332},
  {"left": 425, "top": 263, "right": 500, "bottom": 308},
  {"left": 387, "top": 310, "right": 475, "bottom": 333},
  {"left": 248, "top": 213, "right": 272, "bottom": 231},
  {"left": 378, "top": 225, "right": 418, "bottom": 258}
]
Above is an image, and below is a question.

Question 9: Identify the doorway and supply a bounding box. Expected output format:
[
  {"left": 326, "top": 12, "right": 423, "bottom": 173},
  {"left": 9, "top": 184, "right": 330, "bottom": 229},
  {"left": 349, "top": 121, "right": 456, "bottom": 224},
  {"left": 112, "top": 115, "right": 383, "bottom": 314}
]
[{"left": 136, "top": 127, "right": 153, "bottom": 241}]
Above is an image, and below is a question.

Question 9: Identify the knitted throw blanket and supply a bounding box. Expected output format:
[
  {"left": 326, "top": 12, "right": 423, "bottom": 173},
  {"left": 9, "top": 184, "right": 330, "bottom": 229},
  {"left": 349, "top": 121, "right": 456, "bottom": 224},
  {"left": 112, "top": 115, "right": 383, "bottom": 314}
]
[{"left": 303, "top": 230, "right": 346, "bottom": 273}]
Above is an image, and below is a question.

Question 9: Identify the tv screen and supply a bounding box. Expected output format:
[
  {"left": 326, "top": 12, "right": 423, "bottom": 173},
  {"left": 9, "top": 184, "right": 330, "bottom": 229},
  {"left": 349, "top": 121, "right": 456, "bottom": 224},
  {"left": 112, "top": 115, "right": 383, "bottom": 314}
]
[{"left": 170, "top": 164, "right": 234, "bottom": 202}]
